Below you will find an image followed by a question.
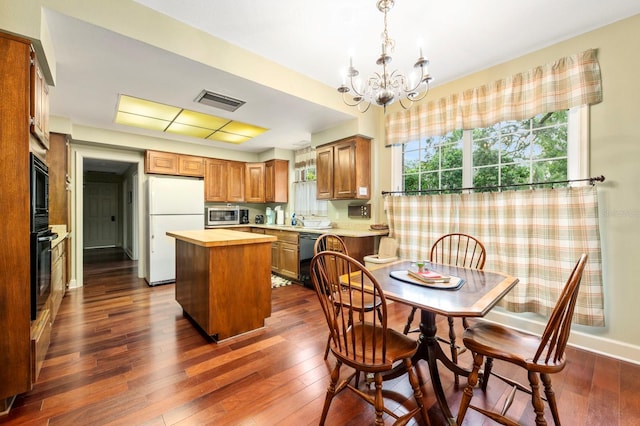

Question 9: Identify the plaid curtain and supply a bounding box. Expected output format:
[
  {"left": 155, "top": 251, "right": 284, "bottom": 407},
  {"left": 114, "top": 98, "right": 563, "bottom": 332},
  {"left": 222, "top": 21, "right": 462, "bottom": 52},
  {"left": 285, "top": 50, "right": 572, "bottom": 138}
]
[
  {"left": 383, "top": 186, "right": 604, "bottom": 326},
  {"left": 385, "top": 49, "right": 602, "bottom": 146}
]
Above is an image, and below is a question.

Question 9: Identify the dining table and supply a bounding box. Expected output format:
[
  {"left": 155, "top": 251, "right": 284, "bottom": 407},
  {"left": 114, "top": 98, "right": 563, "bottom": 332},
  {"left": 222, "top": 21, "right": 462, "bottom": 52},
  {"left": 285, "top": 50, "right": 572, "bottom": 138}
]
[{"left": 349, "top": 260, "right": 519, "bottom": 425}]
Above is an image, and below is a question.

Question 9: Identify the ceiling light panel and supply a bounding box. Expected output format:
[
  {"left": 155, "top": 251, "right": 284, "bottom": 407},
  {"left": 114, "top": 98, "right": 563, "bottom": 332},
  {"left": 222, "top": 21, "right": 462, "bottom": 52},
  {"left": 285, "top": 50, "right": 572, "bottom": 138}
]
[
  {"left": 114, "top": 94, "right": 268, "bottom": 144},
  {"left": 221, "top": 121, "right": 268, "bottom": 137},
  {"left": 115, "top": 111, "right": 170, "bottom": 131},
  {"left": 118, "top": 95, "right": 181, "bottom": 120},
  {"left": 208, "top": 132, "right": 251, "bottom": 144}
]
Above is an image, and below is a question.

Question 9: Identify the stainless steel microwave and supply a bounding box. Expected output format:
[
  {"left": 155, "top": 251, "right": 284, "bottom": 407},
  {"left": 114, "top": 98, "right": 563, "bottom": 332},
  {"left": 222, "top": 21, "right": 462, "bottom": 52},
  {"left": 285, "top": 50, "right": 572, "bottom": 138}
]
[{"left": 205, "top": 205, "right": 249, "bottom": 227}]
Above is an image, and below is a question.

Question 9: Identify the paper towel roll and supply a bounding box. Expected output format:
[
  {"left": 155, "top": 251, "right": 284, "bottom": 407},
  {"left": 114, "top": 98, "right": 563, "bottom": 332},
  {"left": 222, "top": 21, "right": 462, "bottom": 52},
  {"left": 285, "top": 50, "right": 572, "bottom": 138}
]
[{"left": 276, "top": 210, "right": 285, "bottom": 225}]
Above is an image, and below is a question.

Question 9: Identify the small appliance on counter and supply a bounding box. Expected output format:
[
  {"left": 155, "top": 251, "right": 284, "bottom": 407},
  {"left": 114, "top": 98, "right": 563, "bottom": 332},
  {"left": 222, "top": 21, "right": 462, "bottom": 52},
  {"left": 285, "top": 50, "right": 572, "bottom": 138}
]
[
  {"left": 265, "top": 207, "right": 274, "bottom": 225},
  {"left": 205, "top": 205, "right": 248, "bottom": 227},
  {"left": 255, "top": 214, "right": 264, "bottom": 224},
  {"left": 275, "top": 206, "right": 285, "bottom": 225}
]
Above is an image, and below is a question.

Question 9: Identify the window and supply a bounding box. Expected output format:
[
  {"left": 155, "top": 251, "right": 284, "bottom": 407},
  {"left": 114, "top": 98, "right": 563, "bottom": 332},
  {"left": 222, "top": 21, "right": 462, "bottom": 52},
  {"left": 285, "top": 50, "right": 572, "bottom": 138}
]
[
  {"left": 394, "top": 107, "right": 587, "bottom": 192},
  {"left": 293, "top": 147, "right": 327, "bottom": 216}
]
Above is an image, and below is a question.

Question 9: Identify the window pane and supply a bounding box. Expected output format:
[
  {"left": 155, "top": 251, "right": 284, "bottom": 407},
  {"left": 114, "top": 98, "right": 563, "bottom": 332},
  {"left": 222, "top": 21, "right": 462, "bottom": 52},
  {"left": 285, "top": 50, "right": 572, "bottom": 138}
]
[
  {"left": 441, "top": 169, "right": 463, "bottom": 190},
  {"left": 404, "top": 173, "right": 419, "bottom": 191},
  {"left": 473, "top": 138, "right": 499, "bottom": 167},
  {"left": 501, "top": 163, "right": 530, "bottom": 186},
  {"left": 473, "top": 166, "right": 499, "bottom": 188}
]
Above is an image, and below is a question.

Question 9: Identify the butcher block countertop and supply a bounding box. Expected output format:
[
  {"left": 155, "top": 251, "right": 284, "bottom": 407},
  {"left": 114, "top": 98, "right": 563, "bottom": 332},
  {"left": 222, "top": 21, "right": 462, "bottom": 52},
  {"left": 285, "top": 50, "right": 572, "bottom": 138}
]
[{"left": 167, "top": 229, "right": 276, "bottom": 247}]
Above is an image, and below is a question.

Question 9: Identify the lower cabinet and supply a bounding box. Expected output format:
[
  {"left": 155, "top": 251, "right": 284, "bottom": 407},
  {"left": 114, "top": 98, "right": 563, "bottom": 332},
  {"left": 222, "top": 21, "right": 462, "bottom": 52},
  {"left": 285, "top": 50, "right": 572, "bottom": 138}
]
[
  {"left": 30, "top": 307, "right": 51, "bottom": 382},
  {"left": 265, "top": 229, "right": 299, "bottom": 280},
  {"left": 31, "top": 238, "right": 66, "bottom": 382},
  {"left": 50, "top": 240, "right": 65, "bottom": 320}
]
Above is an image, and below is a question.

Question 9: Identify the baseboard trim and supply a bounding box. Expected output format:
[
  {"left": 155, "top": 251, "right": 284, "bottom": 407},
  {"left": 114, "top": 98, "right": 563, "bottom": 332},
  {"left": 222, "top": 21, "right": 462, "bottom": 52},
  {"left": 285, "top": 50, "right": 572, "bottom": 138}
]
[{"left": 484, "top": 310, "right": 640, "bottom": 366}]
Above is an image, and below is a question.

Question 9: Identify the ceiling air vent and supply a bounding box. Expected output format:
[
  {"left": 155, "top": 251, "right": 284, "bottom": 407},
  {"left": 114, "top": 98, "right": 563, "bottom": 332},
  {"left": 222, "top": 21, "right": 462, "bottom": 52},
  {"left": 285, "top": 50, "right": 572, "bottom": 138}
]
[{"left": 194, "top": 90, "right": 245, "bottom": 112}]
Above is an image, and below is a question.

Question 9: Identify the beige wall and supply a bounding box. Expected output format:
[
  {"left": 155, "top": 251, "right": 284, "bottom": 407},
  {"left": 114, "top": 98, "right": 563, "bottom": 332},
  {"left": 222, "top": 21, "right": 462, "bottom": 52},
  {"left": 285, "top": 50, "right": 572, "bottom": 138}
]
[{"left": 376, "top": 14, "right": 640, "bottom": 363}]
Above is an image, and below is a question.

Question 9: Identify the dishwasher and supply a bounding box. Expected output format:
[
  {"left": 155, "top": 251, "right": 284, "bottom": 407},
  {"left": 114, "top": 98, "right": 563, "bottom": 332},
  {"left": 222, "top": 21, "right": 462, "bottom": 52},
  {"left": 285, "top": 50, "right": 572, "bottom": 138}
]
[{"left": 298, "top": 232, "right": 318, "bottom": 289}]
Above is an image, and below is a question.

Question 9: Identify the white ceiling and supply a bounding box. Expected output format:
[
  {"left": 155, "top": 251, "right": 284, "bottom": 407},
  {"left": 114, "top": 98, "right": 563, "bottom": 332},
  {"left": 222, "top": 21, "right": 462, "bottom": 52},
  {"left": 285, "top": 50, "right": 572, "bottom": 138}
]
[{"left": 45, "top": 1, "right": 640, "bottom": 161}]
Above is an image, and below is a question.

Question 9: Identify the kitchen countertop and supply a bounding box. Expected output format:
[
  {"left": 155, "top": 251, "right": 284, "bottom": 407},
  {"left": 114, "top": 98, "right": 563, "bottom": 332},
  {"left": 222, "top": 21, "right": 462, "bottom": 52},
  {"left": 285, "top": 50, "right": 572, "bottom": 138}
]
[
  {"left": 213, "top": 224, "right": 389, "bottom": 238},
  {"left": 50, "top": 224, "right": 68, "bottom": 248},
  {"left": 167, "top": 228, "right": 276, "bottom": 247}
]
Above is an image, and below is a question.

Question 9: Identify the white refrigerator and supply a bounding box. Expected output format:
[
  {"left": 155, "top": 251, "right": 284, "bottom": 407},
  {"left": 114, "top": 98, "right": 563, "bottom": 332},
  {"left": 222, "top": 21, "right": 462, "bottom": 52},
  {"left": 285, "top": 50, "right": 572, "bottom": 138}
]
[{"left": 146, "top": 175, "right": 204, "bottom": 286}]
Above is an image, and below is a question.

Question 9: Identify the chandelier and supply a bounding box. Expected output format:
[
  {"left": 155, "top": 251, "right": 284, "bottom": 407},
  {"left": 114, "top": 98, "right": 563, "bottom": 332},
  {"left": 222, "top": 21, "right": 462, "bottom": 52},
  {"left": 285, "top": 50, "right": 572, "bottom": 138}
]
[{"left": 337, "top": 0, "right": 432, "bottom": 113}]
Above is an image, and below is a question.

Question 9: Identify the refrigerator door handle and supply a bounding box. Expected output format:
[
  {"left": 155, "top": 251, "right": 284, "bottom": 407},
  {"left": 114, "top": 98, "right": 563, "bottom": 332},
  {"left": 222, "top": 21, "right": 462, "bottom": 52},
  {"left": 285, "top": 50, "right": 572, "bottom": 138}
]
[{"left": 150, "top": 216, "right": 154, "bottom": 253}]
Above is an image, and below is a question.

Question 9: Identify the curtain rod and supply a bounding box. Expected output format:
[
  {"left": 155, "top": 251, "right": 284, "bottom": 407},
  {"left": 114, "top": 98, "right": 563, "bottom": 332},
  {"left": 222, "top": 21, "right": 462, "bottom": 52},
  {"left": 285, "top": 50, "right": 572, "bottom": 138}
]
[{"left": 381, "top": 175, "right": 605, "bottom": 196}]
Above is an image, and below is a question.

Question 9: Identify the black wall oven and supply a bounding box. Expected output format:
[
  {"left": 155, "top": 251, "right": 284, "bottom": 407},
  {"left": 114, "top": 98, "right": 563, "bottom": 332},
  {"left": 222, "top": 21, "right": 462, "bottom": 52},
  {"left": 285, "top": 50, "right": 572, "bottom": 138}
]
[{"left": 30, "top": 153, "right": 56, "bottom": 321}]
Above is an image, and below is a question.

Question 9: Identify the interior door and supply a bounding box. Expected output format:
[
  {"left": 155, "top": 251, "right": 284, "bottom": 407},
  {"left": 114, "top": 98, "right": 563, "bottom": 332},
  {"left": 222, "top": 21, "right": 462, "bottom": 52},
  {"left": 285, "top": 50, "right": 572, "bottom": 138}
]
[{"left": 84, "top": 182, "right": 118, "bottom": 248}]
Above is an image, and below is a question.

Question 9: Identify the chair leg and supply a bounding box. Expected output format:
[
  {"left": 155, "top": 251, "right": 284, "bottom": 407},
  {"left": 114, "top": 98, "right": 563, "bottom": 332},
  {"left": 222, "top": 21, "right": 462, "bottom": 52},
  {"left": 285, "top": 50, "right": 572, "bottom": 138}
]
[
  {"left": 373, "top": 372, "right": 385, "bottom": 426},
  {"left": 323, "top": 334, "right": 331, "bottom": 360},
  {"left": 541, "top": 373, "right": 561, "bottom": 426},
  {"left": 405, "top": 358, "right": 431, "bottom": 426},
  {"left": 481, "top": 357, "right": 494, "bottom": 392},
  {"left": 403, "top": 307, "right": 418, "bottom": 335},
  {"left": 457, "top": 352, "right": 484, "bottom": 425},
  {"left": 527, "top": 371, "right": 547, "bottom": 426},
  {"left": 320, "top": 360, "right": 342, "bottom": 426},
  {"left": 447, "top": 316, "right": 460, "bottom": 386}
]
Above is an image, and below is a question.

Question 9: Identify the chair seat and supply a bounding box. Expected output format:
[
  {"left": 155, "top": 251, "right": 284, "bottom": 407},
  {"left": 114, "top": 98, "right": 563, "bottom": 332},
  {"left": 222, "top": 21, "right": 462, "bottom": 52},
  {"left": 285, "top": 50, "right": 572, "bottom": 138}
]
[
  {"left": 463, "top": 320, "right": 566, "bottom": 373},
  {"left": 333, "top": 323, "right": 419, "bottom": 372},
  {"left": 333, "top": 290, "right": 381, "bottom": 312}
]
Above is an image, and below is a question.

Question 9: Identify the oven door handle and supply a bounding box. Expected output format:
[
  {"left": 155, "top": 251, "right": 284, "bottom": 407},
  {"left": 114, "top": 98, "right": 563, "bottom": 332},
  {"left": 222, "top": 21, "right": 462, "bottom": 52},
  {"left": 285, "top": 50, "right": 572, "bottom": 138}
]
[{"left": 37, "top": 233, "right": 58, "bottom": 242}]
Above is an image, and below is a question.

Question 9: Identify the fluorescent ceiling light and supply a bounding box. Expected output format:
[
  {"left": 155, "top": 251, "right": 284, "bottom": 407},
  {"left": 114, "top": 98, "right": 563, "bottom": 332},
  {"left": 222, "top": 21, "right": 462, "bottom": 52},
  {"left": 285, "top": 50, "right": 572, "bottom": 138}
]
[{"left": 114, "top": 94, "right": 268, "bottom": 143}]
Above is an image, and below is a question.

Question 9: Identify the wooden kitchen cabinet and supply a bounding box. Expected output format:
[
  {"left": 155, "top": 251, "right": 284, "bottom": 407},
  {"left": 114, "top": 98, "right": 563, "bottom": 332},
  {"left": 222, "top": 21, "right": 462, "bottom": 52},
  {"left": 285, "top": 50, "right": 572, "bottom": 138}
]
[
  {"left": 30, "top": 49, "right": 50, "bottom": 150},
  {"left": 146, "top": 150, "right": 179, "bottom": 175},
  {"left": 205, "top": 158, "right": 245, "bottom": 202},
  {"left": 145, "top": 150, "right": 204, "bottom": 177},
  {"left": 265, "top": 159, "right": 289, "bottom": 203},
  {"left": 204, "top": 158, "right": 226, "bottom": 201},
  {"left": 0, "top": 31, "right": 35, "bottom": 403},
  {"left": 316, "top": 135, "right": 371, "bottom": 200},
  {"left": 178, "top": 154, "right": 204, "bottom": 177},
  {"left": 245, "top": 162, "right": 265, "bottom": 202},
  {"left": 50, "top": 239, "right": 66, "bottom": 322},
  {"left": 227, "top": 160, "right": 245, "bottom": 202},
  {"left": 265, "top": 229, "right": 299, "bottom": 280}
]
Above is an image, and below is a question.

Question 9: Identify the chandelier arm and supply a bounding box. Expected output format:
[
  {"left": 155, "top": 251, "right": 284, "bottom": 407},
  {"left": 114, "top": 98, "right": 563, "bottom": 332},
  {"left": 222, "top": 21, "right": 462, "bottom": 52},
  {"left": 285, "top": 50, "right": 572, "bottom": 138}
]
[
  {"left": 358, "top": 101, "right": 372, "bottom": 113},
  {"left": 348, "top": 76, "right": 366, "bottom": 98},
  {"left": 341, "top": 91, "right": 364, "bottom": 107},
  {"left": 407, "top": 84, "right": 430, "bottom": 103},
  {"left": 398, "top": 96, "right": 412, "bottom": 110}
]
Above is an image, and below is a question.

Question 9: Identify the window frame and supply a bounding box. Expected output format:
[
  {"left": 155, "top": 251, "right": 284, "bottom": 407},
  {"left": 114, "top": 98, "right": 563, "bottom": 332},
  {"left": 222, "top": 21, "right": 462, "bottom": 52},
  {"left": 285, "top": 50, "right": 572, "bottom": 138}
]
[{"left": 391, "top": 105, "right": 589, "bottom": 191}]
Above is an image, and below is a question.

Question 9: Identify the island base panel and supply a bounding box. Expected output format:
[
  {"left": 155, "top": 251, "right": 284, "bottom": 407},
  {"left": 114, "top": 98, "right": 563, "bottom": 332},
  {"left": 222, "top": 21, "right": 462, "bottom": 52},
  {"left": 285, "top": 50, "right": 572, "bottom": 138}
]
[{"left": 175, "top": 240, "right": 272, "bottom": 340}]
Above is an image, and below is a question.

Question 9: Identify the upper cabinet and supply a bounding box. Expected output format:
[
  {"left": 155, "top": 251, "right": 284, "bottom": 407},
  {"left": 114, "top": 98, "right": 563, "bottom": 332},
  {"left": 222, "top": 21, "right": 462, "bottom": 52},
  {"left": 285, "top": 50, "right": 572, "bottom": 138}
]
[
  {"left": 30, "top": 50, "right": 49, "bottom": 150},
  {"left": 227, "top": 160, "right": 245, "bottom": 202},
  {"left": 316, "top": 135, "right": 371, "bottom": 200},
  {"left": 145, "top": 150, "right": 204, "bottom": 177},
  {"left": 178, "top": 155, "right": 205, "bottom": 177},
  {"left": 245, "top": 162, "right": 265, "bottom": 203},
  {"left": 265, "top": 159, "right": 289, "bottom": 203},
  {"left": 205, "top": 158, "right": 245, "bottom": 203}
]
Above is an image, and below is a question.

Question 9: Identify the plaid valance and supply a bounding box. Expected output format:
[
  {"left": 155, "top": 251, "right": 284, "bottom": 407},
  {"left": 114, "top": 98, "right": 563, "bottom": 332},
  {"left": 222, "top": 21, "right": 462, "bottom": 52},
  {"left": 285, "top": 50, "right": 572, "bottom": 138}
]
[{"left": 385, "top": 49, "right": 602, "bottom": 146}]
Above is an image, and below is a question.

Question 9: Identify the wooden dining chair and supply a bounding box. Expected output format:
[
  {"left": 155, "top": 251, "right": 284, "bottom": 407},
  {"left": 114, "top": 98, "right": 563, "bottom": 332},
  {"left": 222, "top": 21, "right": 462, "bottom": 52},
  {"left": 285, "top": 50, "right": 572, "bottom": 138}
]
[
  {"left": 457, "top": 253, "right": 588, "bottom": 426},
  {"left": 403, "top": 232, "right": 486, "bottom": 386},
  {"left": 310, "top": 251, "right": 431, "bottom": 426},
  {"left": 314, "top": 234, "right": 383, "bottom": 360}
]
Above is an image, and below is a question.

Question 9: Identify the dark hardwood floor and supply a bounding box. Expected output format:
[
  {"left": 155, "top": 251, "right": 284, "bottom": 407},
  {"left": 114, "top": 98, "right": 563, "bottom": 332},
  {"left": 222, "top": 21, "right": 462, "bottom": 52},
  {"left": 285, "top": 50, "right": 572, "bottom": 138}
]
[{"left": 1, "top": 247, "right": 639, "bottom": 425}]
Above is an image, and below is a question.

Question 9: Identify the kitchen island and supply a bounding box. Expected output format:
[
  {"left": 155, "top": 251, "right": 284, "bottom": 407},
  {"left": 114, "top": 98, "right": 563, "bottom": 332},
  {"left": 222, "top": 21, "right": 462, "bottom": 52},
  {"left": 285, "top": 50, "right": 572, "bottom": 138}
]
[{"left": 166, "top": 229, "right": 276, "bottom": 341}]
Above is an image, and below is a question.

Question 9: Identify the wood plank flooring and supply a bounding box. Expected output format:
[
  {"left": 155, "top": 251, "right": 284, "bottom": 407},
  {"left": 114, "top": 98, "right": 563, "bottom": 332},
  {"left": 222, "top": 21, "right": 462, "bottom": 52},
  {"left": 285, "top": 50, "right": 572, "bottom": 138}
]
[{"left": 1, "top": 248, "right": 639, "bottom": 425}]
